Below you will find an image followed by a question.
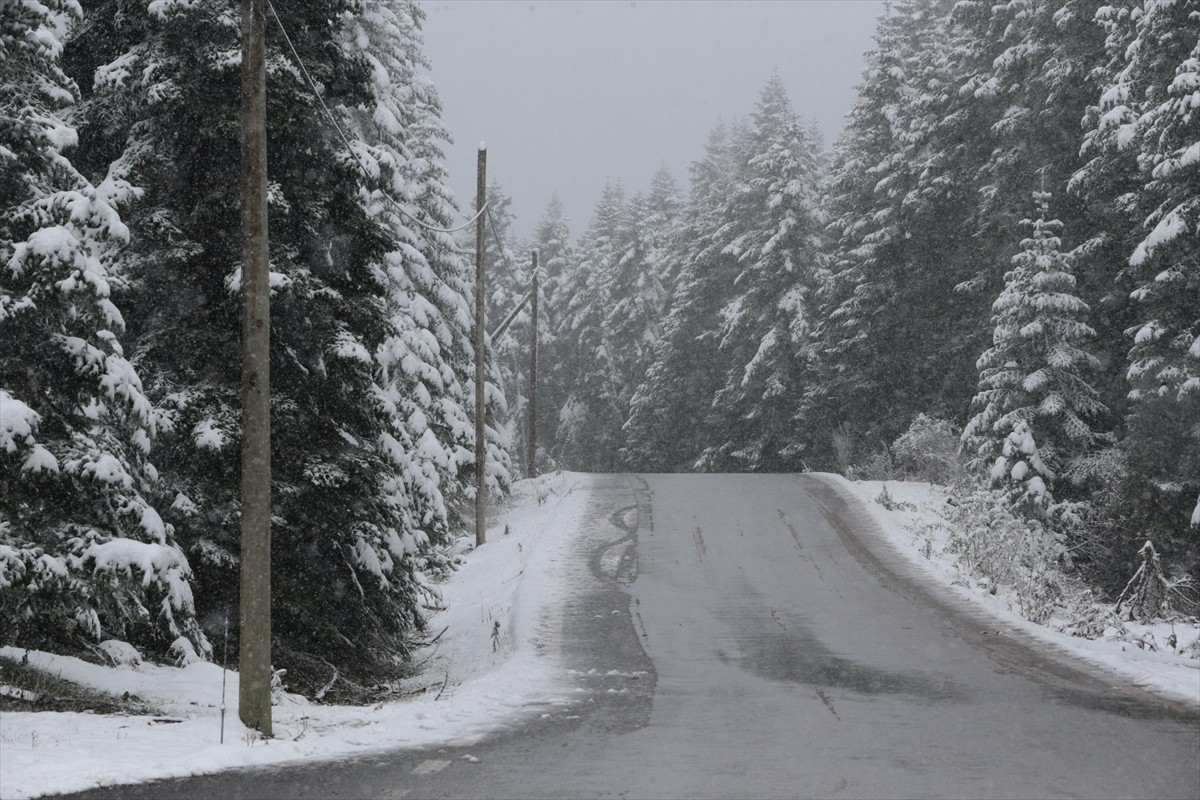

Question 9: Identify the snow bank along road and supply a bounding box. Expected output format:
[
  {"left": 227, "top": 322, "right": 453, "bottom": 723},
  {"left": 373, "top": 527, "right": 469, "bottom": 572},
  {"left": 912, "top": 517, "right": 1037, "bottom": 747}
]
[{"left": 55, "top": 474, "right": 1200, "bottom": 800}]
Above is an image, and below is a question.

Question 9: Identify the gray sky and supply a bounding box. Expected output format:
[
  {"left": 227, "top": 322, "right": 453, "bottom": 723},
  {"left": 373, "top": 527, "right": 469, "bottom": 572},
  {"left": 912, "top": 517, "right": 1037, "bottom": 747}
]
[{"left": 421, "top": 0, "right": 885, "bottom": 242}]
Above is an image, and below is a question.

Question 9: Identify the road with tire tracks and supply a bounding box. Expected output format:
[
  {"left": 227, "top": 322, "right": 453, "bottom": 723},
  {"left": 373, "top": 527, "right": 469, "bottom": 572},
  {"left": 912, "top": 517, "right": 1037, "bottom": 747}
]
[{"left": 54, "top": 474, "right": 1200, "bottom": 799}]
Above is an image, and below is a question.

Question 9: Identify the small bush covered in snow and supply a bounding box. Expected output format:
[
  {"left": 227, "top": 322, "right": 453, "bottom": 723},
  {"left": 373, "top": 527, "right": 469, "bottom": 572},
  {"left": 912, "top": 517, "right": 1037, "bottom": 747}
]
[
  {"left": 850, "top": 415, "right": 963, "bottom": 485},
  {"left": 942, "top": 488, "right": 1078, "bottom": 625}
]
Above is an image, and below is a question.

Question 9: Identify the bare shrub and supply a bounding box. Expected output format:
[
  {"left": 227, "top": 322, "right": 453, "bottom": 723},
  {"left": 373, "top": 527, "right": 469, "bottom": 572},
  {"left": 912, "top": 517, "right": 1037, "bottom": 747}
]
[
  {"left": 855, "top": 449, "right": 902, "bottom": 481},
  {"left": 831, "top": 423, "right": 854, "bottom": 476},
  {"left": 892, "top": 413, "right": 963, "bottom": 485}
]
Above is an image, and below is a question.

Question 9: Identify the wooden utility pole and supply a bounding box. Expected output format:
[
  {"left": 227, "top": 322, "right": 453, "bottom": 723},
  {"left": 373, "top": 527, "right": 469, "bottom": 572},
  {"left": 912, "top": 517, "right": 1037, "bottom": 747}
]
[
  {"left": 527, "top": 251, "right": 538, "bottom": 477},
  {"left": 474, "top": 145, "right": 487, "bottom": 548},
  {"left": 238, "top": 0, "right": 271, "bottom": 736}
]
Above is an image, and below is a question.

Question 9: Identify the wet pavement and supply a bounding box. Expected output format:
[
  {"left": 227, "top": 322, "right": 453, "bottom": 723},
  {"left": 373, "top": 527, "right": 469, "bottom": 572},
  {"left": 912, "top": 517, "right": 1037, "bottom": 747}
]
[{"left": 53, "top": 474, "right": 1200, "bottom": 799}]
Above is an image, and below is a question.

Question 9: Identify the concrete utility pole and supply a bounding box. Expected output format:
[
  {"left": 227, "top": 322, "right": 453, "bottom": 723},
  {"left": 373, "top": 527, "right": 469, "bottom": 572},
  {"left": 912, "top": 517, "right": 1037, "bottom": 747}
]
[
  {"left": 474, "top": 145, "right": 487, "bottom": 548},
  {"left": 527, "top": 251, "right": 539, "bottom": 477},
  {"left": 238, "top": 0, "right": 272, "bottom": 736}
]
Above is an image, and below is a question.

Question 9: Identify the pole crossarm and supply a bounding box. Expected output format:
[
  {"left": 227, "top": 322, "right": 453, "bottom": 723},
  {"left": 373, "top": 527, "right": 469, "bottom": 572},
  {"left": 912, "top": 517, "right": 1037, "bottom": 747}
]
[{"left": 490, "top": 287, "right": 536, "bottom": 342}]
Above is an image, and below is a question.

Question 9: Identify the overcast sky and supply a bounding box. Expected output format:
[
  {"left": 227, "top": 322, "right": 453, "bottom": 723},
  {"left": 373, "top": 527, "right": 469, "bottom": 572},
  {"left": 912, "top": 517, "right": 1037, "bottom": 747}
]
[{"left": 421, "top": 0, "right": 886, "bottom": 242}]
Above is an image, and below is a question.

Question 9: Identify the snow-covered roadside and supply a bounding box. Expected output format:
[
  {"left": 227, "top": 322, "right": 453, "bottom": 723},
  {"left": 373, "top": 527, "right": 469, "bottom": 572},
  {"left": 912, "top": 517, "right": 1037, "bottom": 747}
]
[
  {"left": 0, "top": 472, "right": 592, "bottom": 800},
  {"left": 813, "top": 473, "right": 1200, "bottom": 710}
]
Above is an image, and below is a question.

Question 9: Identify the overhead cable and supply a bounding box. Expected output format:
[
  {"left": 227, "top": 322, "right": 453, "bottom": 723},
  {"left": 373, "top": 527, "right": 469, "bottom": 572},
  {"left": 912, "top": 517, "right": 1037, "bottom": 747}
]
[{"left": 266, "top": 0, "right": 486, "bottom": 235}]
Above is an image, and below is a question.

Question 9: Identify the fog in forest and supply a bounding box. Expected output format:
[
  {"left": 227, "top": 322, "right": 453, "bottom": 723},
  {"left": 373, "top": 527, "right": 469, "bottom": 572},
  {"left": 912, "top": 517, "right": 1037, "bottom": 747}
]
[{"left": 423, "top": 0, "right": 884, "bottom": 237}]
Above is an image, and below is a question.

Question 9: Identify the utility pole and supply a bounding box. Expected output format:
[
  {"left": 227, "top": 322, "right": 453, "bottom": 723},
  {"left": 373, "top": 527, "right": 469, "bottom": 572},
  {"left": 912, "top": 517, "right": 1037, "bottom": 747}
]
[
  {"left": 474, "top": 145, "right": 487, "bottom": 548},
  {"left": 238, "top": 0, "right": 271, "bottom": 736},
  {"left": 527, "top": 251, "right": 538, "bottom": 477}
]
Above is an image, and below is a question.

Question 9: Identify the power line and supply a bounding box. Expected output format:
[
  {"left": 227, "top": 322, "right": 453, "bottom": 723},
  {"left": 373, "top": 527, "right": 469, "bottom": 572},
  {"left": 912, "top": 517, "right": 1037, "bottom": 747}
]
[
  {"left": 265, "top": 0, "right": 486, "bottom": 235},
  {"left": 487, "top": 207, "right": 519, "bottom": 277}
]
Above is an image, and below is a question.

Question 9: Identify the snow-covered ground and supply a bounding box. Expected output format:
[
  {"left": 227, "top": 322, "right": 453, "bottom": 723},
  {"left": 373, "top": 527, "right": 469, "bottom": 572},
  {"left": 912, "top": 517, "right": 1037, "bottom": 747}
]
[
  {"left": 817, "top": 474, "right": 1200, "bottom": 710},
  {"left": 0, "top": 472, "right": 592, "bottom": 800}
]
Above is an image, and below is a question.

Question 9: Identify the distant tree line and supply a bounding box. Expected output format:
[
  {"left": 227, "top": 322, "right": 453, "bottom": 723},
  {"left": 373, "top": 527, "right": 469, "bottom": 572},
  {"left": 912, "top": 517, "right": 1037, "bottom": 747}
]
[{"left": 493, "top": 0, "right": 1196, "bottom": 593}]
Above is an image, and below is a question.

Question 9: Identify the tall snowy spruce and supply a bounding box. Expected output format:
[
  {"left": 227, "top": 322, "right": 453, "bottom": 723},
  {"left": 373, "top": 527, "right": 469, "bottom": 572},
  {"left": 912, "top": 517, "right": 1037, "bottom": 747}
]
[
  {"left": 526, "top": 195, "right": 570, "bottom": 470},
  {"left": 1, "top": 0, "right": 205, "bottom": 657},
  {"left": 597, "top": 188, "right": 674, "bottom": 457},
  {"left": 623, "top": 120, "right": 742, "bottom": 471},
  {"left": 948, "top": 0, "right": 1116, "bottom": 396},
  {"left": 549, "top": 174, "right": 679, "bottom": 472},
  {"left": 808, "top": 0, "right": 986, "bottom": 463},
  {"left": 640, "top": 166, "right": 685, "bottom": 290},
  {"left": 53, "top": 0, "right": 495, "bottom": 694},
  {"left": 1080, "top": 0, "right": 1200, "bottom": 562},
  {"left": 888, "top": 0, "right": 997, "bottom": 432},
  {"left": 697, "top": 74, "right": 824, "bottom": 472},
  {"left": 552, "top": 181, "right": 626, "bottom": 470},
  {"left": 480, "top": 184, "right": 532, "bottom": 476},
  {"left": 346, "top": 0, "right": 509, "bottom": 578},
  {"left": 963, "top": 193, "right": 1105, "bottom": 514},
  {"left": 807, "top": 1, "right": 920, "bottom": 463}
]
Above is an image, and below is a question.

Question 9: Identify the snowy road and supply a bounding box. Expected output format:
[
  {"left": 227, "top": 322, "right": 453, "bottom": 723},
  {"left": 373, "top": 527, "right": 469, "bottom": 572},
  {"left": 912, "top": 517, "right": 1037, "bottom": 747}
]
[{"left": 55, "top": 474, "right": 1200, "bottom": 799}]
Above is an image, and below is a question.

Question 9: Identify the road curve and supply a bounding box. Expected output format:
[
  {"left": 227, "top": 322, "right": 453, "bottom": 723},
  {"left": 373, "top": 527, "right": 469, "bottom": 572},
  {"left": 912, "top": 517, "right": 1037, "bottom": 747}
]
[{"left": 54, "top": 474, "right": 1200, "bottom": 800}]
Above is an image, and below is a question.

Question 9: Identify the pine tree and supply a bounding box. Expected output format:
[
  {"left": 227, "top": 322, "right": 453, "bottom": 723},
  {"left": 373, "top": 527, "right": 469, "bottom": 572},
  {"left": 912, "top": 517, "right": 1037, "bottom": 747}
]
[
  {"left": 479, "top": 184, "right": 530, "bottom": 476},
  {"left": 527, "top": 195, "right": 571, "bottom": 470},
  {"left": 1069, "top": 0, "right": 1146, "bottom": 416},
  {"left": 698, "top": 74, "right": 824, "bottom": 472},
  {"left": 1083, "top": 0, "right": 1200, "bottom": 555},
  {"left": 623, "top": 121, "right": 742, "bottom": 471},
  {"left": 895, "top": 0, "right": 995, "bottom": 429},
  {"left": 641, "top": 165, "right": 685, "bottom": 290},
  {"left": 963, "top": 193, "right": 1105, "bottom": 513},
  {"left": 807, "top": 1, "right": 917, "bottom": 463},
  {"left": 552, "top": 181, "right": 625, "bottom": 469},
  {"left": 348, "top": 0, "right": 508, "bottom": 561},
  {"left": 598, "top": 191, "right": 667, "bottom": 451},
  {"left": 56, "top": 0, "right": 495, "bottom": 693},
  {"left": 953, "top": 0, "right": 1117, "bottom": 408},
  {"left": 809, "top": 0, "right": 977, "bottom": 464},
  {"left": 1, "top": 0, "right": 205, "bottom": 656}
]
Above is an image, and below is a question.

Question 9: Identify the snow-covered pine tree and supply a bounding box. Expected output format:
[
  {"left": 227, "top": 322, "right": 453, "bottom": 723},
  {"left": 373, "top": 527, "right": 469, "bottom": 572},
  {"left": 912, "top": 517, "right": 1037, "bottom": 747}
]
[
  {"left": 641, "top": 165, "right": 685, "bottom": 291},
  {"left": 527, "top": 195, "right": 570, "bottom": 470},
  {"left": 382, "top": 8, "right": 512, "bottom": 520},
  {"left": 963, "top": 192, "right": 1105, "bottom": 513},
  {"left": 552, "top": 181, "right": 625, "bottom": 470},
  {"left": 809, "top": 0, "right": 982, "bottom": 466},
  {"left": 1, "top": 0, "right": 205, "bottom": 657},
  {"left": 478, "top": 184, "right": 531, "bottom": 476},
  {"left": 697, "top": 73, "right": 824, "bottom": 472},
  {"left": 893, "top": 0, "right": 996, "bottom": 427},
  {"left": 59, "top": 0, "right": 494, "bottom": 694},
  {"left": 596, "top": 191, "right": 668, "bottom": 459},
  {"left": 623, "top": 120, "right": 742, "bottom": 471},
  {"left": 1085, "top": 0, "right": 1200, "bottom": 556},
  {"left": 952, "top": 0, "right": 1118, "bottom": 409},
  {"left": 345, "top": 0, "right": 508, "bottom": 572},
  {"left": 807, "top": 2, "right": 918, "bottom": 463},
  {"left": 1069, "top": 0, "right": 1146, "bottom": 418}
]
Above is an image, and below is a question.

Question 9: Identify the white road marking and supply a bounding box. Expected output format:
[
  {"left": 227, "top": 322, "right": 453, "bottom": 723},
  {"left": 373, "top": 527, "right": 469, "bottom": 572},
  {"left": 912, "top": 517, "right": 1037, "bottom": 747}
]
[{"left": 410, "top": 759, "right": 452, "bottom": 775}]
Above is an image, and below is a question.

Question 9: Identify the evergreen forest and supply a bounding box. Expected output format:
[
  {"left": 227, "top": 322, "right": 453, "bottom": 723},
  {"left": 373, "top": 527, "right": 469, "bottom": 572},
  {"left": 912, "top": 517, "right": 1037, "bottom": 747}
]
[{"left": 2, "top": 0, "right": 1197, "bottom": 697}]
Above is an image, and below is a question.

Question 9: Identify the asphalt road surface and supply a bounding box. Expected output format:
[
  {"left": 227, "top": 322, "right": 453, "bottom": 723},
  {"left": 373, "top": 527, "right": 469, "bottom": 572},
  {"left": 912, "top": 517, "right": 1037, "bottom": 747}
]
[{"left": 55, "top": 474, "right": 1200, "bottom": 799}]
